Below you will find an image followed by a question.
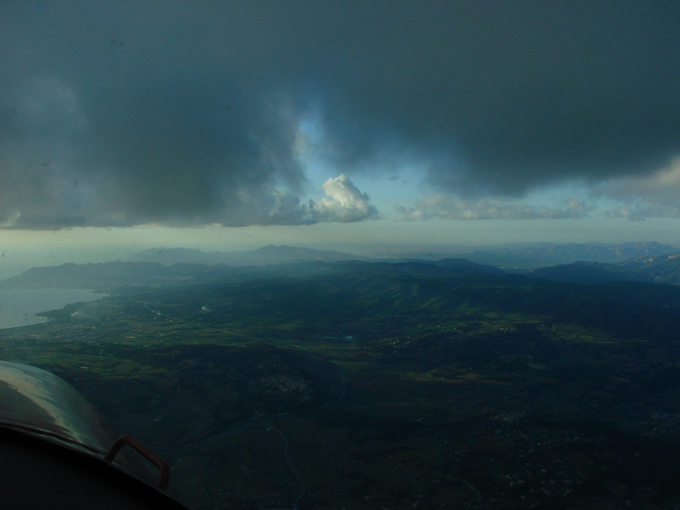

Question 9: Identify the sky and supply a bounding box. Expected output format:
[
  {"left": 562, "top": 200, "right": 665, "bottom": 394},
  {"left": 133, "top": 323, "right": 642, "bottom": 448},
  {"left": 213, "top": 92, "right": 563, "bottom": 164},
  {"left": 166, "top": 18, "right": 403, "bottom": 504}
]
[{"left": 2, "top": 1, "right": 680, "bottom": 273}]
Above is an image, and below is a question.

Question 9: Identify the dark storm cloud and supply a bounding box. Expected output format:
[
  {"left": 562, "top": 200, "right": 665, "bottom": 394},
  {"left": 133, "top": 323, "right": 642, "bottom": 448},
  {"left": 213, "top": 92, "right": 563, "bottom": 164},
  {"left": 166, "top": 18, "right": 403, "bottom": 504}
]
[{"left": 1, "top": 1, "right": 679, "bottom": 228}]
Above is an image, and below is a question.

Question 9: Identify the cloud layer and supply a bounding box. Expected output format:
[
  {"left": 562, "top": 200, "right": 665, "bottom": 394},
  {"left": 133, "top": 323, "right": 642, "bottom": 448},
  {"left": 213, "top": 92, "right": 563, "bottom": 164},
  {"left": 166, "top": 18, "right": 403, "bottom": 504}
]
[
  {"left": 395, "top": 196, "right": 593, "bottom": 222},
  {"left": 600, "top": 157, "right": 680, "bottom": 221},
  {"left": 1, "top": 1, "right": 679, "bottom": 228}
]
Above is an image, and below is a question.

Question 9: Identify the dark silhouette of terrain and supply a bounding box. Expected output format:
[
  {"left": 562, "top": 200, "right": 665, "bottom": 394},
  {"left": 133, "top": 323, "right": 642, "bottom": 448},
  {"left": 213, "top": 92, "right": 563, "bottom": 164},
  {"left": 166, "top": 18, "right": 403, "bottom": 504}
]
[{"left": 528, "top": 253, "right": 680, "bottom": 285}]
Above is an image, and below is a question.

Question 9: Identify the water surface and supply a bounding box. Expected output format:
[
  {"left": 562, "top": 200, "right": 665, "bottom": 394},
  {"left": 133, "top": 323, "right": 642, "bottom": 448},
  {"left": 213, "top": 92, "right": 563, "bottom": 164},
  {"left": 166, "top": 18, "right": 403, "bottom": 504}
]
[{"left": 0, "top": 289, "right": 106, "bottom": 330}]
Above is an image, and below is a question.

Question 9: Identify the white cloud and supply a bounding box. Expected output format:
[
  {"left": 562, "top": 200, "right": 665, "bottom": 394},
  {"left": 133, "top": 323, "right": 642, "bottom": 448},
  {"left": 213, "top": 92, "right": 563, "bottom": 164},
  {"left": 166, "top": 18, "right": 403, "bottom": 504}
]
[
  {"left": 395, "top": 195, "right": 593, "bottom": 221},
  {"left": 308, "top": 174, "right": 379, "bottom": 223},
  {"left": 235, "top": 174, "right": 379, "bottom": 226}
]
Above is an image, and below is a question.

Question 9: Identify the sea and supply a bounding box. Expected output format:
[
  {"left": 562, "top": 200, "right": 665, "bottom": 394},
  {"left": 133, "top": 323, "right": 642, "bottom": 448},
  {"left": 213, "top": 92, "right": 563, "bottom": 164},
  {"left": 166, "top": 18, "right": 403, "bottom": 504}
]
[{"left": 0, "top": 289, "right": 106, "bottom": 330}]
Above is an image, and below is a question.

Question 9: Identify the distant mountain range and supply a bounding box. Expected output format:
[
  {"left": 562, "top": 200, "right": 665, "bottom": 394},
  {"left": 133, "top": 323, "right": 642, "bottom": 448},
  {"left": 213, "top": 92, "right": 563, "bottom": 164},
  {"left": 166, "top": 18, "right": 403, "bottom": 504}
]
[
  {"left": 128, "top": 245, "right": 363, "bottom": 266},
  {"left": 460, "top": 241, "right": 678, "bottom": 270},
  {"left": 129, "top": 242, "right": 679, "bottom": 270},
  {"left": 0, "top": 258, "right": 503, "bottom": 292},
  {"left": 526, "top": 252, "right": 680, "bottom": 286},
  {"left": 3, "top": 243, "right": 680, "bottom": 291}
]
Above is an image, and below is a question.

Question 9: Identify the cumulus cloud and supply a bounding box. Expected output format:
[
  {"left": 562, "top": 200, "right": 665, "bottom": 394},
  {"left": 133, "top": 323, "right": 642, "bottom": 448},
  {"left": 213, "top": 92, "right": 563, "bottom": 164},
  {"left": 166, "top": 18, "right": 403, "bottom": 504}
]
[
  {"left": 227, "top": 174, "right": 378, "bottom": 226},
  {"left": 309, "top": 174, "right": 378, "bottom": 223},
  {"left": 395, "top": 195, "right": 593, "bottom": 221}
]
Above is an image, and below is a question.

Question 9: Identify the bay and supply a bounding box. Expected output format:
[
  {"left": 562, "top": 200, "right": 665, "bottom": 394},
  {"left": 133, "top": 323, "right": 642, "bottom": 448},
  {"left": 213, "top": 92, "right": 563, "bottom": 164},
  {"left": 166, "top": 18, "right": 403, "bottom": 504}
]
[{"left": 0, "top": 289, "right": 106, "bottom": 330}]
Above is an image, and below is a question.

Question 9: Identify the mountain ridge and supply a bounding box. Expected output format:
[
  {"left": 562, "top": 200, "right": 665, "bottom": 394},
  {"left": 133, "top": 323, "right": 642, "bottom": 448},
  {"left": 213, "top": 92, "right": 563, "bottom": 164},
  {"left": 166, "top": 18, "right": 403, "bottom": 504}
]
[
  {"left": 128, "top": 245, "right": 364, "bottom": 266},
  {"left": 127, "top": 242, "right": 680, "bottom": 271},
  {"left": 461, "top": 241, "right": 678, "bottom": 269},
  {"left": 0, "top": 258, "right": 504, "bottom": 292},
  {"left": 527, "top": 252, "right": 680, "bottom": 285}
]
